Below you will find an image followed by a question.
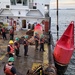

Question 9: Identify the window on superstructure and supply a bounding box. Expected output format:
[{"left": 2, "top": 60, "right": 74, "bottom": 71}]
[
  {"left": 10, "top": 0, "right": 16, "bottom": 5},
  {"left": 23, "top": 0, "right": 27, "bottom": 6},
  {"left": 17, "top": 0, "right": 22, "bottom": 4}
]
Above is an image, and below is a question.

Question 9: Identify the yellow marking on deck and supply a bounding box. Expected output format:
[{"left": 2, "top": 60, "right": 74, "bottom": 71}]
[
  {"left": 0, "top": 46, "right": 7, "bottom": 48},
  {"left": 43, "top": 44, "right": 48, "bottom": 65},
  {"left": 32, "top": 63, "right": 41, "bottom": 71},
  {"left": 0, "top": 46, "right": 7, "bottom": 60},
  {"left": 31, "top": 44, "right": 49, "bottom": 70},
  {"left": 0, "top": 53, "right": 6, "bottom": 60}
]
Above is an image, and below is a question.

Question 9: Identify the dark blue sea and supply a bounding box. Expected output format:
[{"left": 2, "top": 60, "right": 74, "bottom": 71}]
[{"left": 50, "top": 9, "right": 75, "bottom": 75}]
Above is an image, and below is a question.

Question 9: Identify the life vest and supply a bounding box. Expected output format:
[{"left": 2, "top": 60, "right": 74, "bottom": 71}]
[
  {"left": 4, "top": 64, "right": 14, "bottom": 75},
  {"left": 10, "top": 29, "right": 14, "bottom": 34},
  {"left": 14, "top": 41, "right": 20, "bottom": 48},
  {"left": 40, "top": 38, "right": 44, "bottom": 43},
  {"left": 2, "top": 28, "right": 5, "bottom": 32},
  {"left": 8, "top": 45, "right": 14, "bottom": 53},
  {"left": 24, "top": 40, "right": 28, "bottom": 46},
  {"left": 34, "top": 36, "right": 39, "bottom": 41}
]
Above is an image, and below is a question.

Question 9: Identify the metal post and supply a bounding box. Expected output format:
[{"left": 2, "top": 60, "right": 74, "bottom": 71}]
[
  {"left": 56, "top": 0, "right": 59, "bottom": 41},
  {"left": 48, "top": 17, "right": 57, "bottom": 75}
]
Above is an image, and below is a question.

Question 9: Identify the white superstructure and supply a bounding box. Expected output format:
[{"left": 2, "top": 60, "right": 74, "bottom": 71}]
[{"left": 0, "top": 0, "right": 50, "bottom": 31}]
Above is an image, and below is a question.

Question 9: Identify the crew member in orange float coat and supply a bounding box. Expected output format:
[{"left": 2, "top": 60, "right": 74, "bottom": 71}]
[
  {"left": 1, "top": 27, "right": 7, "bottom": 40},
  {"left": 14, "top": 38, "right": 21, "bottom": 57},
  {"left": 34, "top": 32, "right": 39, "bottom": 50},
  {"left": 4, "top": 57, "right": 16, "bottom": 75},
  {"left": 7, "top": 40, "right": 14, "bottom": 57},
  {"left": 23, "top": 35, "right": 29, "bottom": 56},
  {"left": 40, "top": 34, "right": 45, "bottom": 52},
  {"left": 9, "top": 27, "right": 14, "bottom": 40}
]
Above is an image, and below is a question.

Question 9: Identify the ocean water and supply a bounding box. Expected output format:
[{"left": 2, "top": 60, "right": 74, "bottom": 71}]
[{"left": 50, "top": 9, "right": 75, "bottom": 75}]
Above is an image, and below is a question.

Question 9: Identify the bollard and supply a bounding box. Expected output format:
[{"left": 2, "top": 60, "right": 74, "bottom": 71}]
[{"left": 40, "top": 70, "right": 42, "bottom": 75}]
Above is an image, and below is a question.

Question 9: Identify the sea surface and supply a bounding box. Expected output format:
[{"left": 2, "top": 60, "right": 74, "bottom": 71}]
[{"left": 50, "top": 9, "right": 75, "bottom": 75}]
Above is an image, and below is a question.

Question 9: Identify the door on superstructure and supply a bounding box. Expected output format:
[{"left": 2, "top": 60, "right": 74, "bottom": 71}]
[
  {"left": 44, "top": 5, "right": 49, "bottom": 17},
  {"left": 23, "top": 0, "right": 27, "bottom": 6},
  {"left": 22, "top": 20, "right": 26, "bottom": 28},
  {"left": 16, "top": 0, "right": 22, "bottom": 5},
  {"left": 16, "top": 0, "right": 28, "bottom": 6},
  {"left": 28, "top": 23, "right": 31, "bottom": 29}
]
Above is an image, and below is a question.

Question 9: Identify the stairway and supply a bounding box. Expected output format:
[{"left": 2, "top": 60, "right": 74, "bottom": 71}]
[
  {"left": 0, "top": 9, "right": 4, "bottom": 15},
  {"left": 26, "top": 9, "right": 43, "bottom": 17}
]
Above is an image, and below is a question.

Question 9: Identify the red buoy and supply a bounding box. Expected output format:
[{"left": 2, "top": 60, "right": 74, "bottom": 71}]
[
  {"left": 34, "top": 24, "right": 43, "bottom": 35},
  {"left": 53, "top": 21, "right": 74, "bottom": 65}
]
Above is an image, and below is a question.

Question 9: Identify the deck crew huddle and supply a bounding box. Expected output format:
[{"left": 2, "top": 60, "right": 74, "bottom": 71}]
[
  {"left": 7, "top": 33, "right": 45, "bottom": 58},
  {"left": 4, "top": 32, "right": 45, "bottom": 75}
]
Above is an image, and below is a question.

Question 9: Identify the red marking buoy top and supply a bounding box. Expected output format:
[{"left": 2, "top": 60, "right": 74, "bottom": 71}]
[
  {"left": 53, "top": 21, "right": 74, "bottom": 65},
  {"left": 34, "top": 24, "right": 42, "bottom": 31},
  {"left": 34, "top": 24, "right": 43, "bottom": 35}
]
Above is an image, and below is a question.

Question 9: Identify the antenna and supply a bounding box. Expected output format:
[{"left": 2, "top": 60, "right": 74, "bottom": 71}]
[{"left": 56, "top": 0, "right": 59, "bottom": 41}]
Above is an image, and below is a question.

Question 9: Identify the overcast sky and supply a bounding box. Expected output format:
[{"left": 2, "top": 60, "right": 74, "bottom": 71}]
[{"left": 50, "top": 0, "right": 75, "bottom": 9}]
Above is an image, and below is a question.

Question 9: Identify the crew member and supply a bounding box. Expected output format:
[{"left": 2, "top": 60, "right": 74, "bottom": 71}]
[
  {"left": 34, "top": 32, "right": 39, "bottom": 50},
  {"left": 14, "top": 37, "right": 21, "bottom": 57},
  {"left": 23, "top": 35, "right": 29, "bottom": 56},
  {"left": 7, "top": 40, "right": 14, "bottom": 57},
  {"left": 9, "top": 27, "right": 14, "bottom": 40},
  {"left": 4, "top": 57, "right": 16, "bottom": 75},
  {"left": 1, "top": 27, "right": 7, "bottom": 40},
  {"left": 40, "top": 34, "right": 45, "bottom": 52}
]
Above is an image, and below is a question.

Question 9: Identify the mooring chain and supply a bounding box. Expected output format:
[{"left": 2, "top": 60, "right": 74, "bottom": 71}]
[
  {"left": 26, "top": 64, "right": 57, "bottom": 75},
  {"left": 44, "top": 65, "right": 57, "bottom": 75}
]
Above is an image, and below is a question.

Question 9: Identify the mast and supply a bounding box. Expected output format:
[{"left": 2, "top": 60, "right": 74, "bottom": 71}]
[{"left": 56, "top": 0, "right": 59, "bottom": 41}]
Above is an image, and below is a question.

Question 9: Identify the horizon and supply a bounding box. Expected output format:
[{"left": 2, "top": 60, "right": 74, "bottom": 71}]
[
  {"left": 50, "top": 0, "right": 75, "bottom": 9},
  {"left": 50, "top": 8, "right": 75, "bottom": 10}
]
